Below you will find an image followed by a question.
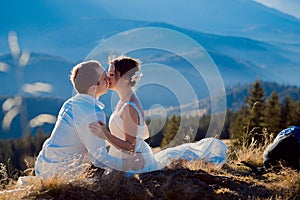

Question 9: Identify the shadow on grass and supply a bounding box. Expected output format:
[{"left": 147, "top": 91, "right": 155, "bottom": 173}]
[{"left": 25, "top": 165, "right": 278, "bottom": 200}]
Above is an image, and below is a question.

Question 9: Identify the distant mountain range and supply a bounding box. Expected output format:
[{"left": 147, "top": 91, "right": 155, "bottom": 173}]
[
  {"left": 2, "top": 0, "right": 300, "bottom": 49},
  {"left": 1, "top": 19, "right": 300, "bottom": 99},
  {"left": 145, "top": 81, "right": 300, "bottom": 119}
]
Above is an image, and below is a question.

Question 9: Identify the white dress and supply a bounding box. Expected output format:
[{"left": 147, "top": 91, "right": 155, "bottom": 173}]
[
  {"left": 108, "top": 101, "right": 158, "bottom": 173},
  {"left": 108, "top": 101, "right": 228, "bottom": 173}
]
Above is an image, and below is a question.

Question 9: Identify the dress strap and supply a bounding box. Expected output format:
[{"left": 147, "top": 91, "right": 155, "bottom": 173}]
[{"left": 119, "top": 101, "right": 143, "bottom": 125}]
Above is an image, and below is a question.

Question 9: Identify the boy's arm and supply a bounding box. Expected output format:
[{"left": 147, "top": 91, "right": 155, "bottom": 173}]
[{"left": 77, "top": 113, "right": 123, "bottom": 170}]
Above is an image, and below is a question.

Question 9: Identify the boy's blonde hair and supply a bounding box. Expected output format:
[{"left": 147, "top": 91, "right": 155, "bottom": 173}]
[{"left": 70, "top": 60, "right": 101, "bottom": 93}]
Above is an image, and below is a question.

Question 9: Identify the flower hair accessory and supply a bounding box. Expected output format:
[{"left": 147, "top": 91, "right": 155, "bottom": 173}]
[{"left": 131, "top": 70, "right": 143, "bottom": 83}]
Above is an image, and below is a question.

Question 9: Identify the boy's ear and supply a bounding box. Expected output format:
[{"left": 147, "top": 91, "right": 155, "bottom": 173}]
[{"left": 87, "top": 85, "right": 97, "bottom": 93}]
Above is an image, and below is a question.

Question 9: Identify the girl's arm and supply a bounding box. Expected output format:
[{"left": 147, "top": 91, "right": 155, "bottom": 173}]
[{"left": 89, "top": 104, "right": 140, "bottom": 152}]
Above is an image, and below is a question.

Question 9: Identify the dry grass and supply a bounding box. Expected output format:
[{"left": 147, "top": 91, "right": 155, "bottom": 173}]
[
  {"left": 0, "top": 126, "right": 299, "bottom": 199},
  {"left": 227, "top": 127, "right": 274, "bottom": 166},
  {"left": 0, "top": 153, "right": 299, "bottom": 200}
]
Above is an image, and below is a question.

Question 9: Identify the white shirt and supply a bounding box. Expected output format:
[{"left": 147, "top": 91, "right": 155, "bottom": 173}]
[{"left": 35, "top": 94, "right": 123, "bottom": 178}]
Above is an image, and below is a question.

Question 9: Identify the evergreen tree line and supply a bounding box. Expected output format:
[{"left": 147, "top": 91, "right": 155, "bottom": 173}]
[
  {"left": 150, "top": 80, "right": 300, "bottom": 148},
  {"left": 147, "top": 110, "right": 235, "bottom": 149},
  {"left": 230, "top": 80, "right": 300, "bottom": 141},
  {"left": 0, "top": 130, "right": 48, "bottom": 172}
]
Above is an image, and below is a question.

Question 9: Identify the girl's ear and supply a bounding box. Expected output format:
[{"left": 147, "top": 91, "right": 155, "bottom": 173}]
[{"left": 121, "top": 76, "right": 130, "bottom": 85}]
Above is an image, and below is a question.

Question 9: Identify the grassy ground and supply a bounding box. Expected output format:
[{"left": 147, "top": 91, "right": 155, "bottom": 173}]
[{"left": 0, "top": 139, "right": 299, "bottom": 200}]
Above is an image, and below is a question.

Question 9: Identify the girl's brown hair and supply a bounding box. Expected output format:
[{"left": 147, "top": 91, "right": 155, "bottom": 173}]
[{"left": 110, "top": 55, "right": 141, "bottom": 86}]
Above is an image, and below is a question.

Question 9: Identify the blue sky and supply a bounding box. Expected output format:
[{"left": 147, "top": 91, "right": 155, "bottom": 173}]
[{"left": 255, "top": 0, "right": 300, "bottom": 19}]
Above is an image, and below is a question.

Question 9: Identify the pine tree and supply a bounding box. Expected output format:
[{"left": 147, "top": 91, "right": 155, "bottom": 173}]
[
  {"left": 280, "top": 95, "right": 295, "bottom": 129},
  {"left": 264, "top": 91, "right": 281, "bottom": 134},
  {"left": 160, "top": 115, "right": 180, "bottom": 148},
  {"left": 245, "top": 80, "right": 266, "bottom": 130},
  {"left": 195, "top": 114, "right": 211, "bottom": 140},
  {"left": 23, "top": 132, "right": 34, "bottom": 156},
  {"left": 5, "top": 139, "right": 19, "bottom": 171},
  {"left": 229, "top": 80, "right": 266, "bottom": 145},
  {"left": 221, "top": 110, "right": 238, "bottom": 139},
  {"left": 0, "top": 140, "right": 4, "bottom": 162},
  {"left": 33, "top": 129, "right": 48, "bottom": 156},
  {"left": 293, "top": 100, "right": 300, "bottom": 126},
  {"left": 229, "top": 106, "right": 249, "bottom": 139}
]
